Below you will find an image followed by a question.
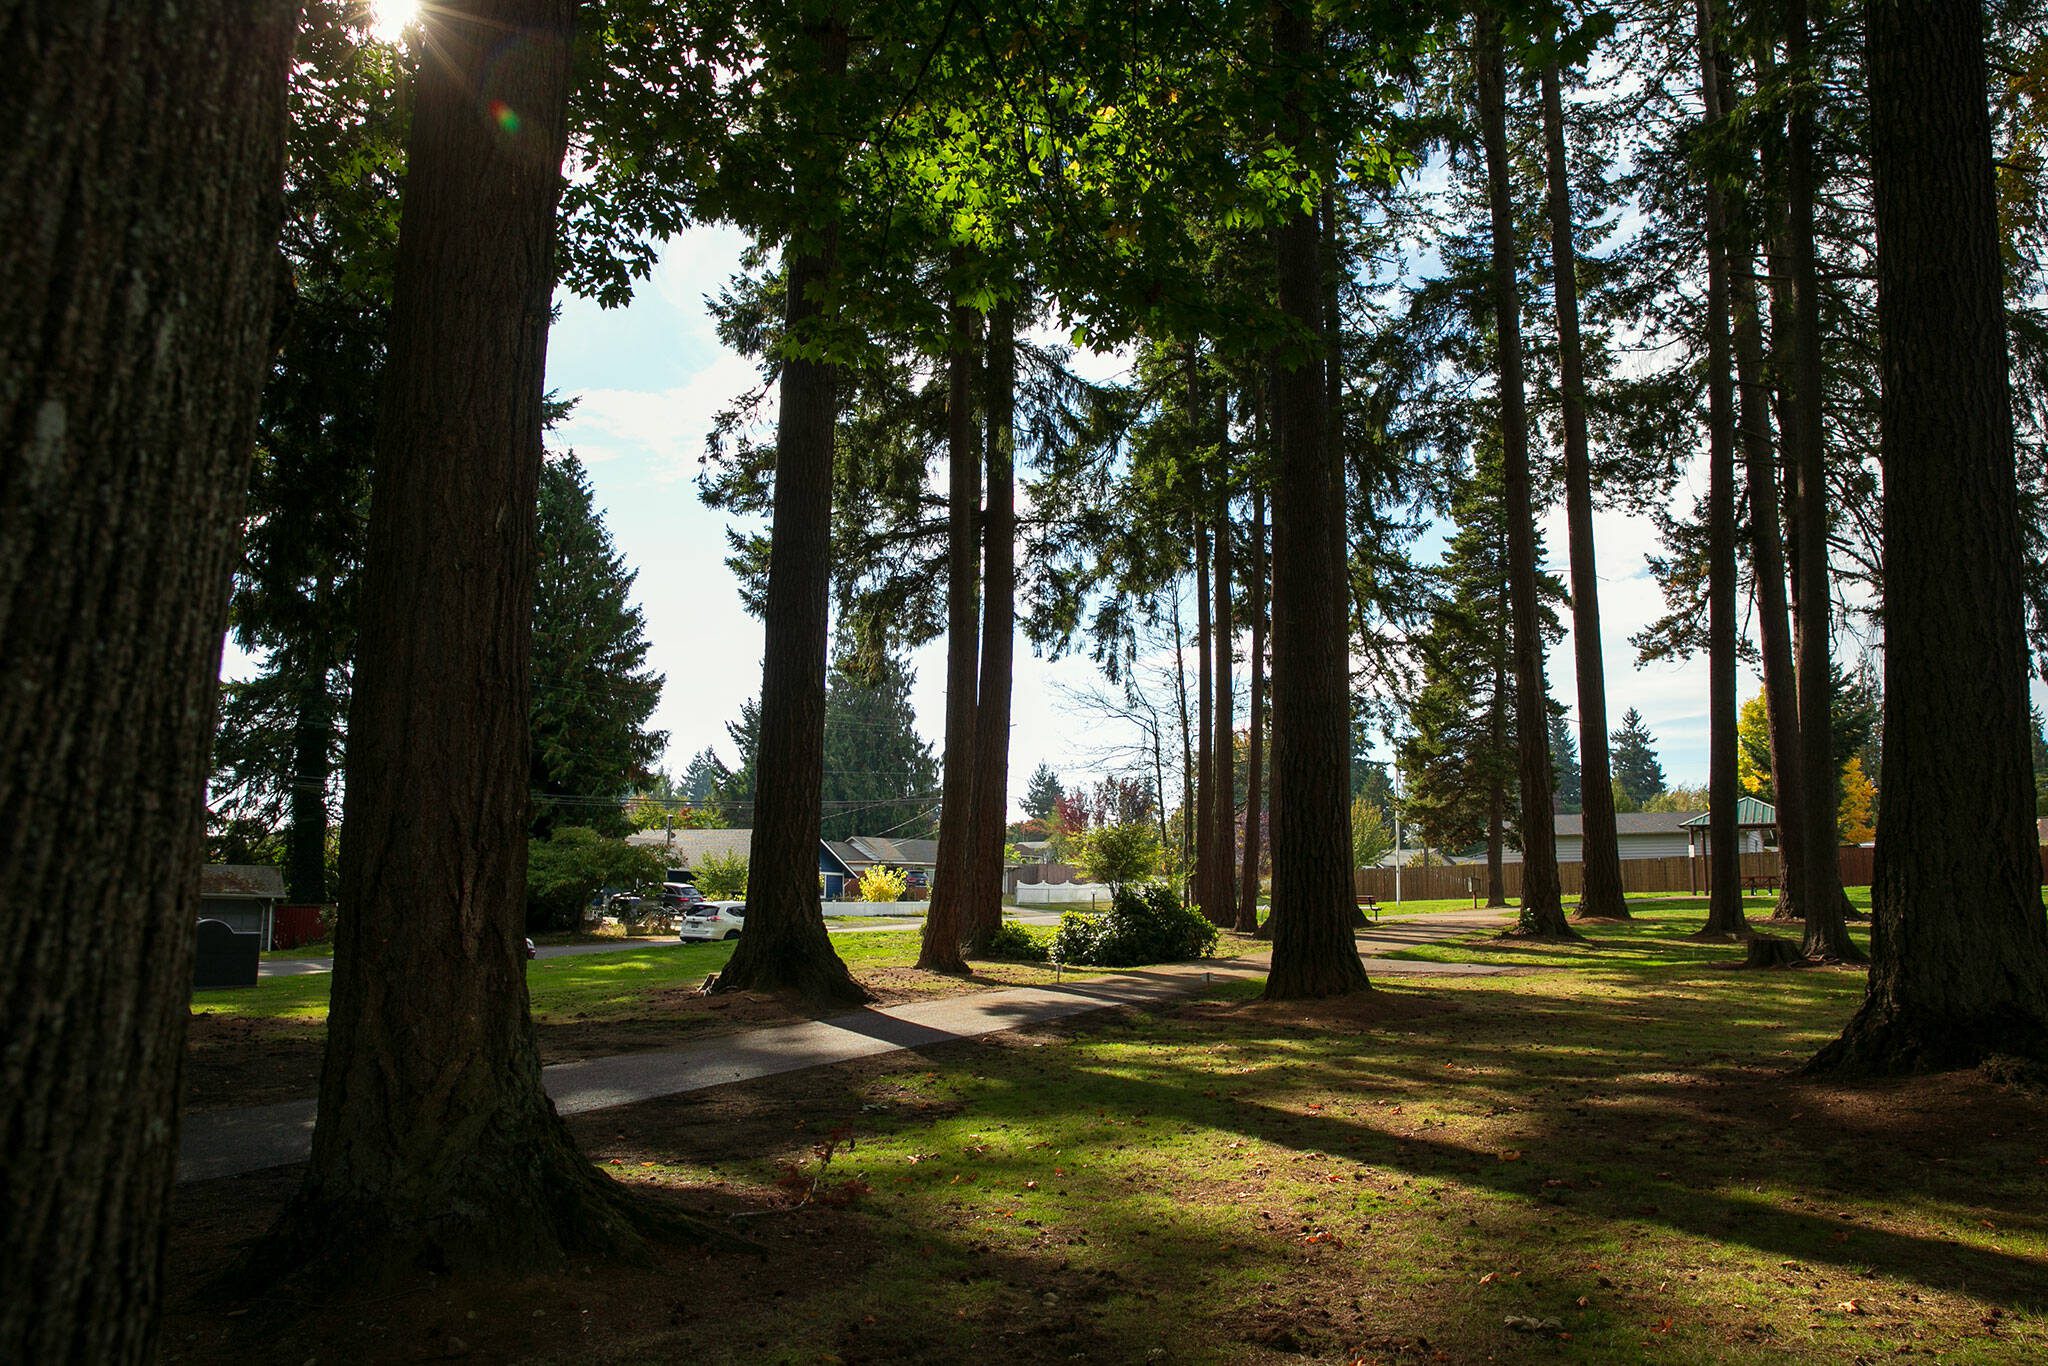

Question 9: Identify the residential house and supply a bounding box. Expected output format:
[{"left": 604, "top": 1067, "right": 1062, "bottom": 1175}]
[{"left": 199, "top": 864, "right": 285, "bottom": 949}]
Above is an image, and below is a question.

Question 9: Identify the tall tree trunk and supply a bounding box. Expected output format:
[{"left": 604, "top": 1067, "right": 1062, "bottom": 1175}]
[
  {"left": 262, "top": 0, "right": 659, "bottom": 1276},
  {"left": 714, "top": 19, "right": 867, "bottom": 1002},
  {"left": 1729, "top": 178, "right": 1810, "bottom": 919},
  {"left": 1538, "top": 62, "right": 1628, "bottom": 922},
  {"left": 1172, "top": 591, "right": 1196, "bottom": 904},
  {"left": 1238, "top": 489, "right": 1268, "bottom": 933},
  {"left": 1694, "top": 4, "right": 1749, "bottom": 939},
  {"left": 1812, "top": 0, "right": 2048, "bottom": 1071},
  {"left": 1321, "top": 187, "right": 1350, "bottom": 639},
  {"left": 1264, "top": 0, "right": 1373, "bottom": 998},
  {"left": 1487, "top": 602, "right": 1510, "bottom": 908},
  {"left": 0, "top": 5, "right": 291, "bottom": 1356},
  {"left": 287, "top": 659, "right": 335, "bottom": 905},
  {"left": 1194, "top": 506, "right": 1215, "bottom": 918},
  {"left": 1477, "top": 13, "right": 1575, "bottom": 939},
  {"left": 1782, "top": 0, "right": 1860, "bottom": 962},
  {"left": 965, "top": 299, "right": 1016, "bottom": 953},
  {"left": 920, "top": 287, "right": 978, "bottom": 973},
  {"left": 1211, "top": 490, "right": 1237, "bottom": 927}
]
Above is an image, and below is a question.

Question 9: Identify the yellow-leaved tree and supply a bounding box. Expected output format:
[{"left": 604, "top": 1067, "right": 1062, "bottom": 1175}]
[
  {"left": 1837, "top": 755, "right": 1877, "bottom": 843},
  {"left": 1736, "top": 693, "right": 1774, "bottom": 800}
]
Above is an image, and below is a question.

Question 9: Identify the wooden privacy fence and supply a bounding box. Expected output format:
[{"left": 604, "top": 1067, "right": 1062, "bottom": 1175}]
[{"left": 1353, "top": 848, "right": 1885, "bottom": 903}]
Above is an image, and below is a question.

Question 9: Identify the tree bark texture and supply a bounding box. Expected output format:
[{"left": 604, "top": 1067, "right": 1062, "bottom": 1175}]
[
  {"left": 1477, "top": 15, "right": 1573, "bottom": 938},
  {"left": 1321, "top": 188, "right": 1350, "bottom": 636},
  {"left": 1695, "top": 13, "right": 1749, "bottom": 938},
  {"left": 1812, "top": 0, "right": 2048, "bottom": 1071},
  {"left": 712, "top": 19, "right": 867, "bottom": 1002},
  {"left": 1782, "top": 0, "right": 1860, "bottom": 962},
  {"left": 1264, "top": 0, "right": 1373, "bottom": 999},
  {"left": 287, "top": 668, "right": 336, "bottom": 904},
  {"left": 1195, "top": 502, "right": 1215, "bottom": 920},
  {"left": 1731, "top": 217, "right": 1810, "bottom": 922},
  {"left": 1212, "top": 490, "right": 1237, "bottom": 928},
  {"left": 920, "top": 292, "right": 978, "bottom": 973},
  {"left": 1487, "top": 603, "right": 1510, "bottom": 908},
  {"left": 1237, "top": 490, "right": 1267, "bottom": 933},
  {"left": 1172, "top": 592, "right": 1197, "bottom": 906},
  {"left": 0, "top": 3, "right": 291, "bottom": 1357},
  {"left": 965, "top": 300, "right": 1017, "bottom": 952},
  {"left": 261, "top": 0, "right": 661, "bottom": 1277},
  {"left": 1538, "top": 62, "right": 1628, "bottom": 922}
]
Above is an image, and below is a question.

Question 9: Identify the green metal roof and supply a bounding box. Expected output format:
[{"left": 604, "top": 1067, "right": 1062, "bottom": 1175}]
[{"left": 1679, "top": 796, "right": 1777, "bottom": 827}]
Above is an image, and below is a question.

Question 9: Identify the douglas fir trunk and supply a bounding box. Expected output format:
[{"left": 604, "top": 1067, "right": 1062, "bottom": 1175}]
[
  {"left": 1538, "top": 62, "right": 1628, "bottom": 922},
  {"left": 1695, "top": 13, "right": 1749, "bottom": 938},
  {"left": 1238, "top": 491, "right": 1268, "bottom": 933},
  {"left": 1782, "top": 0, "right": 1861, "bottom": 962},
  {"left": 1212, "top": 495, "right": 1237, "bottom": 928},
  {"left": 261, "top": 0, "right": 665, "bottom": 1277},
  {"left": 1263, "top": 0, "right": 1374, "bottom": 998},
  {"left": 920, "top": 290, "right": 979, "bottom": 973},
  {"left": 965, "top": 302, "right": 1017, "bottom": 953},
  {"left": 712, "top": 20, "right": 867, "bottom": 1002},
  {"left": 0, "top": 4, "right": 292, "bottom": 1356},
  {"left": 1478, "top": 16, "right": 1574, "bottom": 938},
  {"left": 1812, "top": 0, "right": 2048, "bottom": 1071}
]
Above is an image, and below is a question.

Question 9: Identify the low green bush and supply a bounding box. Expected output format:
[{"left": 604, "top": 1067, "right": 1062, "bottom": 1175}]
[
  {"left": 1049, "top": 882, "right": 1219, "bottom": 967},
  {"left": 982, "top": 921, "right": 1051, "bottom": 962}
]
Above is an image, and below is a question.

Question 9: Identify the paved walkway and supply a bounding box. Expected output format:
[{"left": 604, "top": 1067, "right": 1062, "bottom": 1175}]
[{"left": 183, "top": 912, "right": 1509, "bottom": 1183}]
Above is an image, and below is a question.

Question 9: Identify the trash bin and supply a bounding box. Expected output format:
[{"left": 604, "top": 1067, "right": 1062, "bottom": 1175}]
[{"left": 193, "top": 918, "right": 260, "bottom": 989}]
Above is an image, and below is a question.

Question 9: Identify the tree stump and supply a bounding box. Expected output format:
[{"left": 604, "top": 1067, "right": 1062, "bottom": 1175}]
[{"left": 1743, "top": 935, "right": 1803, "bottom": 969}]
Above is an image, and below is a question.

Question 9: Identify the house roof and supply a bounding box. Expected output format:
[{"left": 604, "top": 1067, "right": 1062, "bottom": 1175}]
[
  {"left": 1678, "top": 797, "right": 1778, "bottom": 828},
  {"left": 835, "top": 836, "right": 938, "bottom": 868},
  {"left": 624, "top": 827, "right": 754, "bottom": 866},
  {"left": 200, "top": 864, "right": 286, "bottom": 899},
  {"left": 1554, "top": 811, "right": 1703, "bottom": 838}
]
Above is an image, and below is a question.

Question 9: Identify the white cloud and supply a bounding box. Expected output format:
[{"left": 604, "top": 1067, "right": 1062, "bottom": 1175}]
[{"left": 559, "top": 351, "right": 771, "bottom": 480}]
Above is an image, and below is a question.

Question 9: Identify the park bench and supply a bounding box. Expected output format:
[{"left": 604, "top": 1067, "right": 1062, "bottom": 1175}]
[{"left": 1356, "top": 895, "right": 1380, "bottom": 923}]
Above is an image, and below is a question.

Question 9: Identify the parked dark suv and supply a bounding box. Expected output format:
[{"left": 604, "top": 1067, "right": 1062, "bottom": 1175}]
[{"left": 658, "top": 881, "right": 706, "bottom": 912}]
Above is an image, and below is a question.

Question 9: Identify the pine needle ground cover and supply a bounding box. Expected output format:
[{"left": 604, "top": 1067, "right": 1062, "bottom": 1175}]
[{"left": 167, "top": 906, "right": 2046, "bottom": 1363}]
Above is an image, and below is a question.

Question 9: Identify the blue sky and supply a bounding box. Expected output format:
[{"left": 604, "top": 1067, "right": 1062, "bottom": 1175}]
[{"left": 542, "top": 225, "right": 1762, "bottom": 815}]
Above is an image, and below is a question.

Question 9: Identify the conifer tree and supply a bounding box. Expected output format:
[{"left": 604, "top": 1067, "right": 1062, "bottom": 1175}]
[
  {"left": 1608, "top": 707, "right": 1666, "bottom": 806},
  {"left": 530, "top": 454, "right": 666, "bottom": 836}
]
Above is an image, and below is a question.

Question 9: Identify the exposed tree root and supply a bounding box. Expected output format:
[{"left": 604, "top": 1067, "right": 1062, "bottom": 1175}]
[{"left": 1807, "top": 1000, "right": 2048, "bottom": 1077}]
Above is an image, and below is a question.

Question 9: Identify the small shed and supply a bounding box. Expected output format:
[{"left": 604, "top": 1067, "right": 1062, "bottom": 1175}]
[
  {"left": 199, "top": 864, "right": 285, "bottom": 950},
  {"left": 1681, "top": 798, "right": 1779, "bottom": 893}
]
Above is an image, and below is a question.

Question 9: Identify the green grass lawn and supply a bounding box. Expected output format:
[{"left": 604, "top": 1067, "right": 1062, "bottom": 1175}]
[
  {"left": 170, "top": 891, "right": 2046, "bottom": 1363},
  {"left": 1383, "top": 894, "right": 1869, "bottom": 969},
  {"left": 196, "top": 928, "right": 1088, "bottom": 1028},
  {"left": 550, "top": 896, "right": 2040, "bottom": 1365}
]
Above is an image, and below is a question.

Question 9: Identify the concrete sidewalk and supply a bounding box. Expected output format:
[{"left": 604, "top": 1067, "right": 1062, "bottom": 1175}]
[{"left": 181, "top": 912, "right": 1509, "bottom": 1183}]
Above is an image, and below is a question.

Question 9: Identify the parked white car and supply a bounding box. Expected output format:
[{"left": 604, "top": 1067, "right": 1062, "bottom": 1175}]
[{"left": 677, "top": 900, "right": 746, "bottom": 942}]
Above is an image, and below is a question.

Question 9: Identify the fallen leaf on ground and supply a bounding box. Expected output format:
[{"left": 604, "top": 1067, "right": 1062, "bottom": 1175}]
[{"left": 1503, "top": 1316, "right": 1563, "bottom": 1333}]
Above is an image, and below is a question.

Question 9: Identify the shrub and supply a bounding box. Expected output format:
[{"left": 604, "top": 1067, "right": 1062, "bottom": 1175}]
[
  {"left": 1049, "top": 882, "right": 1219, "bottom": 967},
  {"left": 983, "top": 920, "right": 1051, "bottom": 962},
  {"left": 526, "top": 827, "right": 665, "bottom": 933},
  {"left": 856, "top": 864, "right": 908, "bottom": 902},
  {"left": 694, "top": 849, "right": 749, "bottom": 899},
  {"left": 1073, "top": 820, "right": 1162, "bottom": 892}
]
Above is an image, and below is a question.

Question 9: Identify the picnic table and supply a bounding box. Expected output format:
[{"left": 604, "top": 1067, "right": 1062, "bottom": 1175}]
[{"left": 1742, "top": 871, "right": 1781, "bottom": 894}]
